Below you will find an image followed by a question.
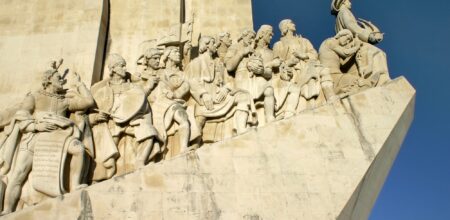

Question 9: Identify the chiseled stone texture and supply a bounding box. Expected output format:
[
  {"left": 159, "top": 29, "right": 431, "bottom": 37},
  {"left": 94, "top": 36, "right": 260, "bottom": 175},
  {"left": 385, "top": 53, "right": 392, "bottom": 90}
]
[
  {"left": 0, "top": 0, "right": 108, "bottom": 107},
  {"left": 105, "top": 0, "right": 253, "bottom": 72},
  {"left": 3, "top": 77, "right": 415, "bottom": 220}
]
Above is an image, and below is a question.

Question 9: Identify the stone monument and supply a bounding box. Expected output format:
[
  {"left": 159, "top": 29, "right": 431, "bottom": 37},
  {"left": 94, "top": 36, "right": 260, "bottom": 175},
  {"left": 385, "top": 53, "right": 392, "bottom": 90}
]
[{"left": 0, "top": 0, "right": 414, "bottom": 219}]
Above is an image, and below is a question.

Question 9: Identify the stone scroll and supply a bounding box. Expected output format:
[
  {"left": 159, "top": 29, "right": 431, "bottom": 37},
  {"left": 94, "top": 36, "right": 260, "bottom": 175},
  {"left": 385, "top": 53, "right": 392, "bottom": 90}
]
[{"left": 32, "top": 130, "right": 70, "bottom": 197}]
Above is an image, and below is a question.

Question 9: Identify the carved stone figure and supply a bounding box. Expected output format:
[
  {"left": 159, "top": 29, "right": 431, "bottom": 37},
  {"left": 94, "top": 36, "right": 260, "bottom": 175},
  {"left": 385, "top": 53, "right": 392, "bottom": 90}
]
[
  {"left": 182, "top": 41, "right": 192, "bottom": 69},
  {"left": 273, "top": 19, "right": 336, "bottom": 111},
  {"left": 89, "top": 54, "right": 159, "bottom": 181},
  {"left": 225, "top": 29, "right": 276, "bottom": 123},
  {"left": 319, "top": 29, "right": 390, "bottom": 95},
  {"left": 0, "top": 60, "right": 94, "bottom": 214},
  {"left": 135, "top": 48, "right": 161, "bottom": 97},
  {"left": 147, "top": 45, "right": 195, "bottom": 155},
  {"left": 215, "top": 32, "right": 233, "bottom": 62},
  {"left": 254, "top": 25, "right": 298, "bottom": 119},
  {"left": 273, "top": 19, "right": 318, "bottom": 82},
  {"left": 331, "top": 0, "right": 384, "bottom": 44},
  {"left": 186, "top": 36, "right": 254, "bottom": 142}
]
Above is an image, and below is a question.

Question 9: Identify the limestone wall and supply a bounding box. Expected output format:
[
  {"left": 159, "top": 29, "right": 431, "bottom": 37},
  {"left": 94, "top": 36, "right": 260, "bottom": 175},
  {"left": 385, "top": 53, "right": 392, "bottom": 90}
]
[
  {"left": 105, "top": 0, "right": 253, "bottom": 73},
  {"left": 0, "top": 0, "right": 108, "bottom": 107}
]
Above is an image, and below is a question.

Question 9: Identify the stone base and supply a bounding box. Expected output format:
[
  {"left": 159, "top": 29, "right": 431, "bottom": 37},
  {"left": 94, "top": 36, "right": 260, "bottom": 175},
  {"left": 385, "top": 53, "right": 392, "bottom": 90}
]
[{"left": 3, "top": 77, "right": 415, "bottom": 220}]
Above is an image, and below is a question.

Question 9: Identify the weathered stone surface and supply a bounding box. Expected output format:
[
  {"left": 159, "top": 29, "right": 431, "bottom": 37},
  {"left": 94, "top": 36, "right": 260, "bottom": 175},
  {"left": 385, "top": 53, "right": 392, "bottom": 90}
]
[
  {"left": 105, "top": 0, "right": 253, "bottom": 73},
  {"left": 3, "top": 77, "right": 415, "bottom": 219},
  {"left": 0, "top": 0, "right": 108, "bottom": 106}
]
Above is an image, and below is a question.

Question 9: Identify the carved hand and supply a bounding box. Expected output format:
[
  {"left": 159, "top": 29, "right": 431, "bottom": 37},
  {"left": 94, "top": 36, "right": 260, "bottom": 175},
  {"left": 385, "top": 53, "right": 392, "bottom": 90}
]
[
  {"left": 166, "top": 91, "right": 175, "bottom": 99},
  {"left": 293, "top": 51, "right": 309, "bottom": 60},
  {"left": 359, "top": 67, "right": 372, "bottom": 77},
  {"left": 95, "top": 112, "right": 110, "bottom": 123},
  {"left": 201, "top": 93, "right": 214, "bottom": 110},
  {"left": 215, "top": 88, "right": 229, "bottom": 103},
  {"left": 65, "top": 90, "right": 79, "bottom": 99},
  {"left": 35, "top": 122, "right": 59, "bottom": 132},
  {"left": 270, "top": 58, "right": 281, "bottom": 68},
  {"left": 148, "top": 75, "right": 160, "bottom": 88},
  {"left": 242, "top": 46, "right": 254, "bottom": 56}
]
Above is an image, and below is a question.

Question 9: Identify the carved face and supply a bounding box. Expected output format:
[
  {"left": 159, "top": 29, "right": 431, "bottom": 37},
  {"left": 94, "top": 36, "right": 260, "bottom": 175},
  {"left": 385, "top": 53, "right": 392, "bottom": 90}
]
[
  {"left": 221, "top": 34, "right": 232, "bottom": 47},
  {"left": 243, "top": 32, "right": 256, "bottom": 47},
  {"left": 342, "top": 0, "right": 352, "bottom": 9},
  {"left": 281, "top": 20, "right": 296, "bottom": 35},
  {"left": 338, "top": 35, "right": 353, "bottom": 46},
  {"left": 263, "top": 29, "right": 273, "bottom": 44},
  {"left": 169, "top": 48, "right": 181, "bottom": 64},
  {"left": 50, "top": 72, "right": 65, "bottom": 92},
  {"left": 208, "top": 38, "right": 217, "bottom": 54},
  {"left": 113, "top": 62, "right": 127, "bottom": 77},
  {"left": 147, "top": 56, "right": 160, "bottom": 70}
]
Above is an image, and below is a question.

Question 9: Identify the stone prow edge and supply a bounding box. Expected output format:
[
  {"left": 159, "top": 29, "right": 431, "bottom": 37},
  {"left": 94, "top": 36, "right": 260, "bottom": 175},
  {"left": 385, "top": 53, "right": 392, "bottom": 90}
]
[{"left": 338, "top": 76, "right": 416, "bottom": 220}]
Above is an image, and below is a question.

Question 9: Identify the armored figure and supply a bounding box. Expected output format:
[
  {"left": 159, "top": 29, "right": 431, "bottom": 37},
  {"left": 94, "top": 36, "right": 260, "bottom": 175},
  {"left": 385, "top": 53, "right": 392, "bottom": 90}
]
[
  {"left": 89, "top": 54, "right": 159, "bottom": 181},
  {"left": 0, "top": 60, "right": 94, "bottom": 214}
]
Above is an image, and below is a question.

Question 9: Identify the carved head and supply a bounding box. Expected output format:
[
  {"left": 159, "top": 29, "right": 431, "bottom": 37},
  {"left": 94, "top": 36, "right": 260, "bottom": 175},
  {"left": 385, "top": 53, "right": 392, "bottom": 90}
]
[
  {"left": 42, "top": 68, "right": 64, "bottom": 92},
  {"left": 331, "top": 0, "right": 351, "bottom": 14},
  {"left": 160, "top": 46, "right": 181, "bottom": 68},
  {"left": 256, "top": 25, "right": 274, "bottom": 46},
  {"left": 108, "top": 54, "right": 127, "bottom": 77},
  {"left": 144, "top": 48, "right": 162, "bottom": 70},
  {"left": 238, "top": 29, "right": 256, "bottom": 47},
  {"left": 217, "top": 32, "right": 232, "bottom": 47},
  {"left": 335, "top": 29, "right": 354, "bottom": 46},
  {"left": 342, "top": 0, "right": 352, "bottom": 9},
  {"left": 199, "top": 36, "right": 217, "bottom": 55},
  {"left": 279, "top": 19, "right": 296, "bottom": 36}
]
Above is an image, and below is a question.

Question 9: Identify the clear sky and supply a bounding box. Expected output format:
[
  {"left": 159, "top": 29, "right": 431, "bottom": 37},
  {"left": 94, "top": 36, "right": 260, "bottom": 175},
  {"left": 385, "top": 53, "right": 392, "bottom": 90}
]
[{"left": 252, "top": 0, "right": 450, "bottom": 219}]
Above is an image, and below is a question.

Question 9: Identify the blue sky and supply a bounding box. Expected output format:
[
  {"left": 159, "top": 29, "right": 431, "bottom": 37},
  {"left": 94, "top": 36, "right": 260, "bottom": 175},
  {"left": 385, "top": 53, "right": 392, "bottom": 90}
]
[{"left": 252, "top": 0, "right": 450, "bottom": 219}]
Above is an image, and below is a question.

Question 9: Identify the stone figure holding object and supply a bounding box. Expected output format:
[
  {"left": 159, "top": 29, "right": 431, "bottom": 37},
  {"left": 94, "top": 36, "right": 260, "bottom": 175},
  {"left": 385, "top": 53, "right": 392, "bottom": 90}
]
[
  {"left": 186, "top": 36, "right": 254, "bottom": 142},
  {"left": 319, "top": 29, "right": 390, "bottom": 95},
  {"left": 254, "top": 25, "right": 299, "bottom": 119},
  {"left": 225, "top": 29, "right": 276, "bottom": 124},
  {"left": 146, "top": 44, "right": 196, "bottom": 155},
  {"left": 89, "top": 54, "right": 159, "bottom": 181},
  {"left": 274, "top": 19, "right": 336, "bottom": 111},
  {"left": 0, "top": 60, "right": 94, "bottom": 214}
]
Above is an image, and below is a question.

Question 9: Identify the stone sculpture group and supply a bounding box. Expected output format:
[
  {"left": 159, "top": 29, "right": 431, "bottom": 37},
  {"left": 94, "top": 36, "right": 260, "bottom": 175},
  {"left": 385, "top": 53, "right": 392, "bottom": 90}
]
[{"left": 0, "top": 0, "right": 390, "bottom": 215}]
